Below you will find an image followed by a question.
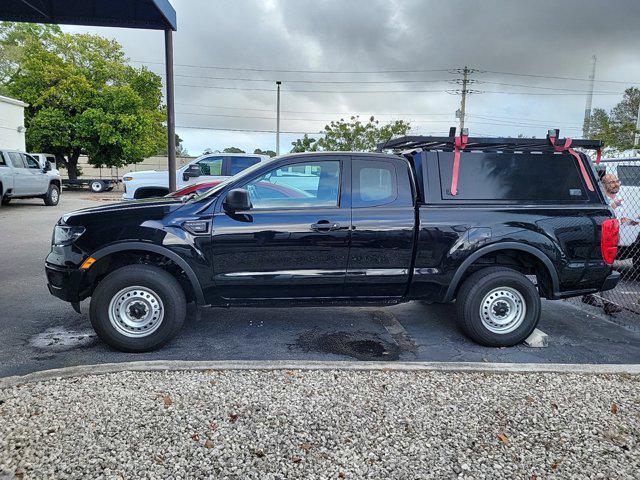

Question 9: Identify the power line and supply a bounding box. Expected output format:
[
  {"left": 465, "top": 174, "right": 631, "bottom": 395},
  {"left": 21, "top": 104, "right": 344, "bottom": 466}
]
[
  {"left": 175, "top": 125, "right": 325, "bottom": 135},
  {"left": 173, "top": 83, "right": 623, "bottom": 95},
  {"left": 480, "top": 69, "right": 640, "bottom": 86},
  {"left": 133, "top": 59, "right": 451, "bottom": 75}
]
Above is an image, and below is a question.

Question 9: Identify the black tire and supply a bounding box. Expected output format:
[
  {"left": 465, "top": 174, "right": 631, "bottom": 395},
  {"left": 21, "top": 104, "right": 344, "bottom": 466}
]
[
  {"left": 455, "top": 267, "right": 541, "bottom": 347},
  {"left": 1, "top": 196, "right": 10, "bottom": 205},
  {"left": 43, "top": 183, "right": 60, "bottom": 206},
  {"left": 90, "top": 265, "right": 186, "bottom": 352},
  {"left": 90, "top": 180, "right": 105, "bottom": 193}
]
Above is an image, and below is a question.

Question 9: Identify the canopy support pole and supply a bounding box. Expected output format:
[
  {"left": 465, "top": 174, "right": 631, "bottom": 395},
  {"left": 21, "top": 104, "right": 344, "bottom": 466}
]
[{"left": 165, "top": 28, "right": 176, "bottom": 192}]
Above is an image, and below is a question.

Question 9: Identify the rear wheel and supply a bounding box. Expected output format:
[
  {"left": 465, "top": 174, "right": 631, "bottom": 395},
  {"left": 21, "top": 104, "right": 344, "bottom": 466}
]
[
  {"left": 43, "top": 184, "right": 60, "bottom": 206},
  {"left": 455, "top": 267, "right": 541, "bottom": 347},
  {"left": 90, "top": 265, "right": 186, "bottom": 352}
]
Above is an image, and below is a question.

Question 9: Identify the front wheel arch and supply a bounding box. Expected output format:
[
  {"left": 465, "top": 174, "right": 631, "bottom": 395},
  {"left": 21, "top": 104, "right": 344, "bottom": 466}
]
[{"left": 88, "top": 242, "right": 206, "bottom": 305}]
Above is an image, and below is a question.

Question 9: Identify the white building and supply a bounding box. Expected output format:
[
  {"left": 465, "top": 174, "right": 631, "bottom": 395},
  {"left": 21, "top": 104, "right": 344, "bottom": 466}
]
[{"left": 0, "top": 95, "right": 28, "bottom": 151}]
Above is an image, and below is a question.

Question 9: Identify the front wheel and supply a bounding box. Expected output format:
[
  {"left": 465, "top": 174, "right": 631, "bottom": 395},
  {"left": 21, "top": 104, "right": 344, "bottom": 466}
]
[
  {"left": 90, "top": 265, "right": 186, "bottom": 352},
  {"left": 43, "top": 184, "right": 60, "bottom": 206},
  {"left": 455, "top": 267, "right": 541, "bottom": 347}
]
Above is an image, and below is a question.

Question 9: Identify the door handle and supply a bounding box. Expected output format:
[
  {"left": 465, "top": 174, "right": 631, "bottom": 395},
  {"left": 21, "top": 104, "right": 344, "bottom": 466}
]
[{"left": 311, "top": 220, "right": 341, "bottom": 231}]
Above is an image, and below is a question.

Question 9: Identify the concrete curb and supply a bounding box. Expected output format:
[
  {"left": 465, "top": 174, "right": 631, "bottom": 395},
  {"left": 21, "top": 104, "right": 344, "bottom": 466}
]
[{"left": 1, "top": 360, "right": 639, "bottom": 389}]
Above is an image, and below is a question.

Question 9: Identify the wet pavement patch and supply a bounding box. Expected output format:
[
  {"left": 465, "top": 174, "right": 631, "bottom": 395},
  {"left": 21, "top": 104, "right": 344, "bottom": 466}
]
[
  {"left": 28, "top": 327, "right": 98, "bottom": 352},
  {"left": 294, "top": 330, "right": 400, "bottom": 361}
]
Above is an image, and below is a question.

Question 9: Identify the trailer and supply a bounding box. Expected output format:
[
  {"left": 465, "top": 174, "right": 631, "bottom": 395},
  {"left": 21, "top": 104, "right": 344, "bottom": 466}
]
[{"left": 62, "top": 178, "right": 120, "bottom": 193}]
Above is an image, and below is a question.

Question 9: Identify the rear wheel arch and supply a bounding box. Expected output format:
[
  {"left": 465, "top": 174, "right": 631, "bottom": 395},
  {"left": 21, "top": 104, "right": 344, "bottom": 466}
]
[
  {"left": 87, "top": 243, "right": 205, "bottom": 305},
  {"left": 445, "top": 242, "right": 559, "bottom": 302}
]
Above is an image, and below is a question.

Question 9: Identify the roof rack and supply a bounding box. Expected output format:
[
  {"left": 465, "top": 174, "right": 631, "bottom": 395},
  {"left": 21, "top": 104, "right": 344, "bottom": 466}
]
[
  {"left": 376, "top": 127, "right": 603, "bottom": 153},
  {"left": 379, "top": 128, "right": 602, "bottom": 196}
]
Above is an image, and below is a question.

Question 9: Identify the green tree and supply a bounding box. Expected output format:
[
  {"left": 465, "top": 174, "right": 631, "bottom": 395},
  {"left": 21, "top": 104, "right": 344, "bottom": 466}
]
[
  {"left": 290, "top": 116, "right": 411, "bottom": 153},
  {"left": 290, "top": 134, "right": 318, "bottom": 153},
  {"left": 158, "top": 133, "right": 188, "bottom": 157},
  {"left": 0, "top": 23, "right": 166, "bottom": 178},
  {"left": 223, "top": 147, "right": 245, "bottom": 153},
  {"left": 253, "top": 148, "right": 276, "bottom": 157},
  {"left": 589, "top": 88, "right": 640, "bottom": 151}
]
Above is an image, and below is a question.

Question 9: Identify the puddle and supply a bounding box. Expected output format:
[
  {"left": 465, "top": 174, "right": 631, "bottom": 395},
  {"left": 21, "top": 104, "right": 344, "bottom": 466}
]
[
  {"left": 29, "top": 326, "right": 98, "bottom": 352},
  {"left": 294, "top": 330, "right": 400, "bottom": 361}
]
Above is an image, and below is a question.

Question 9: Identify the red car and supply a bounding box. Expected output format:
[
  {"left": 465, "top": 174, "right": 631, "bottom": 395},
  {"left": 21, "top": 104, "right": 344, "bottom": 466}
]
[{"left": 169, "top": 180, "right": 310, "bottom": 200}]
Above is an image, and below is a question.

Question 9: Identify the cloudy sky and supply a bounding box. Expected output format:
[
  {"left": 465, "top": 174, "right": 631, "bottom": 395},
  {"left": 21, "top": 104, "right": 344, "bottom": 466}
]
[{"left": 66, "top": 0, "right": 640, "bottom": 156}]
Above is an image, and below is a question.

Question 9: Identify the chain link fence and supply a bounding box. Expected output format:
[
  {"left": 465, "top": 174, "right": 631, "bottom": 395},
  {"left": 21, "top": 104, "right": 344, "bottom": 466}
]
[{"left": 569, "top": 157, "right": 640, "bottom": 321}]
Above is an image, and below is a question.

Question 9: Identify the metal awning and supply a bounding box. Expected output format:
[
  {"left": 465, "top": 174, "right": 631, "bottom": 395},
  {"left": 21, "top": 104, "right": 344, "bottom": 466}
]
[
  {"left": 1, "top": 0, "right": 176, "bottom": 30},
  {"left": 1, "top": 0, "right": 179, "bottom": 190}
]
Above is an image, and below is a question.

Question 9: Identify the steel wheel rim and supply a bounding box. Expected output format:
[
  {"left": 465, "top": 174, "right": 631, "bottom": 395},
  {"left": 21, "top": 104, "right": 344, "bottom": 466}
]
[
  {"left": 479, "top": 286, "right": 526, "bottom": 334},
  {"left": 50, "top": 188, "right": 59, "bottom": 203},
  {"left": 91, "top": 182, "right": 102, "bottom": 191},
  {"left": 108, "top": 286, "right": 164, "bottom": 338}
]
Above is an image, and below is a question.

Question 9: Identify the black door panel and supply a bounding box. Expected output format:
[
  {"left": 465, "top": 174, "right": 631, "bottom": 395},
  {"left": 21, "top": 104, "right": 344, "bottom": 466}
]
[
  {"left": 211, "top": 157, "right": 350, "bottom": 299},
  {"left": 346, "top": 157, "right": 416, "bottom": 297}
]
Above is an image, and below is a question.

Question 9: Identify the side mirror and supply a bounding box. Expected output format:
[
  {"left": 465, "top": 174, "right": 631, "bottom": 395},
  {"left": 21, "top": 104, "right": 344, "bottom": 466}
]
[
  {"left": 223, "top": 188, "right": 252, "bottom": 213},
  {"left": 43, "top": 160, "right": 51, "bottom": 172},
  {"left": 183, "top": 164, "right": 201, "bottom": 181}
]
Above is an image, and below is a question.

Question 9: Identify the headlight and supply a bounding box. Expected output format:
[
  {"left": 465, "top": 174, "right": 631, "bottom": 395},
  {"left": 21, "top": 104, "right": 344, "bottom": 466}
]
[
  {"left": 53, "top": 225, "right": 86, "bottom": 246},
  {"left": 123, "top": 176, "right": 134, "bottom": 181}
]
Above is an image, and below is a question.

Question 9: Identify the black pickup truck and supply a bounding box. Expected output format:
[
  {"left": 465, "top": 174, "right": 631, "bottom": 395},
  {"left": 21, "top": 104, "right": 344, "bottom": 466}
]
[{"left": 45, "top": 131, "right": 620, "bottom": 352}]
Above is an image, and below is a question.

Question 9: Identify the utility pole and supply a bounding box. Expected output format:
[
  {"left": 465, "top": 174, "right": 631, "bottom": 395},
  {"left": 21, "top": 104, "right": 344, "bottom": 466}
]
[
  {"left": 459, "top": 66, "right": 469, "bottom": 132},
  {"left": 276, "top": 81, "right": 281, "bottom": 156},
  {"left": 582, "top": 55, "right": 597, "bottom": 138}
]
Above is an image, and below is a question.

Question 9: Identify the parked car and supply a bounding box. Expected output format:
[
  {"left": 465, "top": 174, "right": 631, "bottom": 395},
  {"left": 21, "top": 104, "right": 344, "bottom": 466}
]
[
  {"left": 0, "top": 149, "right": 61, "bottom": 206},
  {"left": 45, "top": 132, "right": 619, "bottom": 352},
  {"left": 168, "top": 179, "right": 312, "bottom": 200},
  {"left": 595, "top": 157, "right": 640, "bottom": 266},
  {"left": 122, "top": 153, "right": 270, "bottom": 200},
  {"left": 30, "top": 153, "right": 59, "bottom": 175}
]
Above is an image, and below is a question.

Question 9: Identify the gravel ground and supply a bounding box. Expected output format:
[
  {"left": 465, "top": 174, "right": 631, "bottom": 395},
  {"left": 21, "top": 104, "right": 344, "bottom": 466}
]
[{"left": 0, "top": 370, "right": 639, "bottom": 479}]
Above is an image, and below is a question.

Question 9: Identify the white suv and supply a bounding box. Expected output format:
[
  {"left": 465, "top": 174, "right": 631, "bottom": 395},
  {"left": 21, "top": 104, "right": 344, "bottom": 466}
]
[{"left": 122, "top": 153, "right": 270, "bottom": 200}]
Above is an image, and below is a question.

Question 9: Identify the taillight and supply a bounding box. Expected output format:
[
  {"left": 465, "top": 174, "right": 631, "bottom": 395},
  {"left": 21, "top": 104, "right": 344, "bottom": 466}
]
[{"left": 601, "top": 218, "right": 619, "bottom": 265}]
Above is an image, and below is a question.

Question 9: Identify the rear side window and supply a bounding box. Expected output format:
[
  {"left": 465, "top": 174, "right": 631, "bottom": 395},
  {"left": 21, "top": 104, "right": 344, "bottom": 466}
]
[
  {"left": 227, "top": 156, "right": 260, "bottom": 175},
  {"left": 617, "top": 166, "right": 640, "bottom": 187},
  {"left": 438, "top": 152, "right": 587, "bottom": 201},
  {"left": 352, "top": 159, "right": 398, "bottom": 207},
  {"left": 0, "top": 152, "right": 6, "bottom": 166}
]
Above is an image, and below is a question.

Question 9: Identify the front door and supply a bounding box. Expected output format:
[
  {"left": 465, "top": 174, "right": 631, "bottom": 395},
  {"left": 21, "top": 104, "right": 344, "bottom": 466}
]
[
  {"left": 345, "top": 157, "right": 416, "bottom": 297},
  {"left": 7, "top": 152, "right": 33, "bottom": 195},
  {"left": 211, "top": 157, "right": 350, "bottom": 299}
]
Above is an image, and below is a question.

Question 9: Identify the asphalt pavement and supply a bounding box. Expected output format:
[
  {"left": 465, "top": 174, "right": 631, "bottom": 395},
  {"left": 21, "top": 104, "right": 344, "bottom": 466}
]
[{"left": 1, "top": 190, "right": 639, "bottom": 378}]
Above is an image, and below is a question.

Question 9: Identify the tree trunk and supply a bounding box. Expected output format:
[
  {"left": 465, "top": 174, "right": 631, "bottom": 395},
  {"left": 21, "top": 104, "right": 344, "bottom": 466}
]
[{"left": 66, "top": 150, "right": 81, "bottom": 180}]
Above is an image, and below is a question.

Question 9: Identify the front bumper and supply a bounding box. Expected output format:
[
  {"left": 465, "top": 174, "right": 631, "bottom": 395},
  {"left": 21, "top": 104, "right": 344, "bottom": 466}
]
[{"left": 45, "top": 263, "right": 88, "bottom": 303}]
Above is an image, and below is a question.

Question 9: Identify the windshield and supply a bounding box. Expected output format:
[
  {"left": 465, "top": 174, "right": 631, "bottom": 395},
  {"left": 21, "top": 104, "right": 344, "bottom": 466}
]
[{"left": 191, "top": 157, "right": 276, "bottom": 201}]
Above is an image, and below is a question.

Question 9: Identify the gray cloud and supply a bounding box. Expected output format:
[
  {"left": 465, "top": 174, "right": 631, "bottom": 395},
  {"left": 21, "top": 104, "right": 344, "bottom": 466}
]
[{"left": 66, "top": 0, "right": 640, "bottom": 155}]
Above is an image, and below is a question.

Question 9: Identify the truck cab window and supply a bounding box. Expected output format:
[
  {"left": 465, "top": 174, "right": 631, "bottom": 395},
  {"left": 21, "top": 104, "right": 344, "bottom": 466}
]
[
  {"left": 353, "top": 159, "right": 397, "bottom": 207},
  {"left": 242, "top": 160, "right": 340, "bottom": 209},
  {"left": 8, "top": 152, "right": 25, "bottom": 168},
  {"left": 228, "top": 156, "right": 259, "bottom": 175},
  {"left": 196, "top": 157, "right": 223, "bottom": 176},
  {"left": 23, "top": 154, "right": 40, "bottom": 169}
]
